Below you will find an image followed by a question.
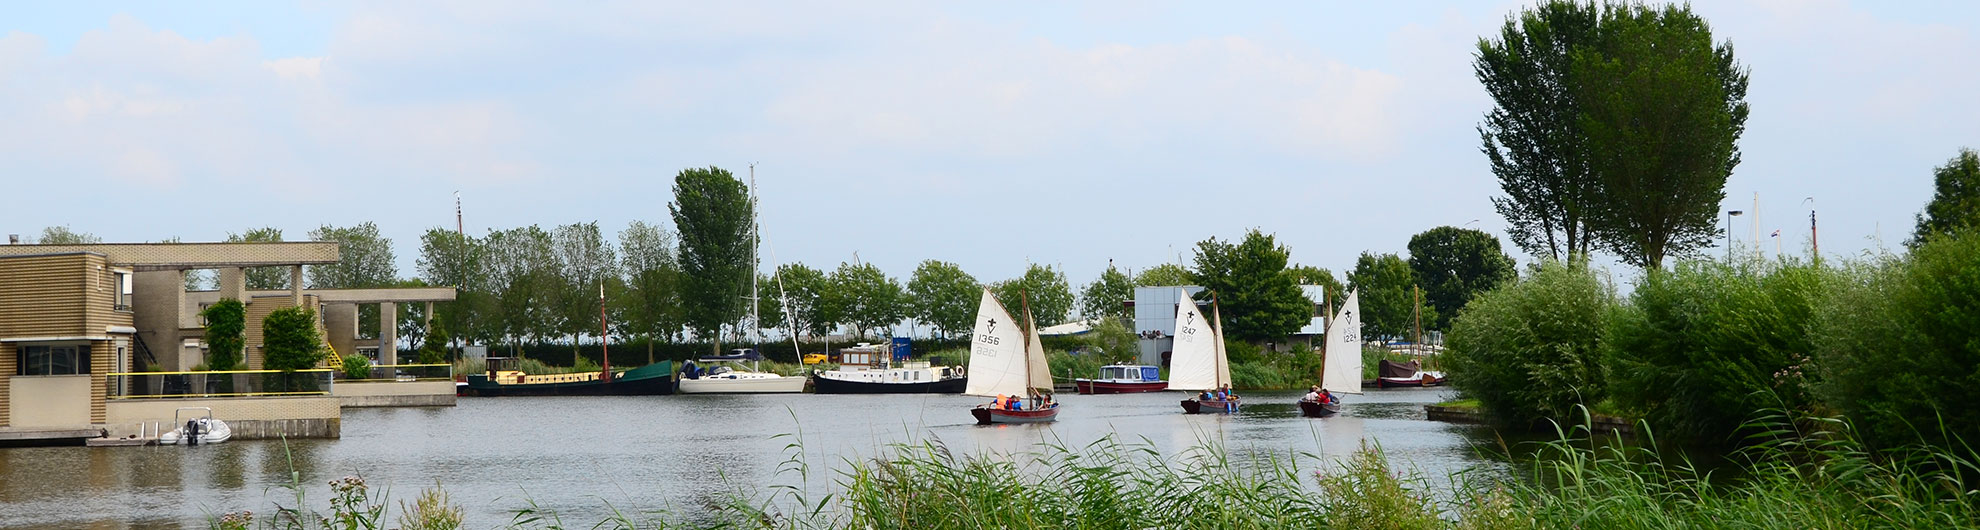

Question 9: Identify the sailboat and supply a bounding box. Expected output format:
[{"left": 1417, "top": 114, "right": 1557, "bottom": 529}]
[
  {"left": 966, "top": 289, "right": 1059, "bottom": 424},
  {"left": 679, "top": 166, "right": 806, "bottom": 394},
  {"left": 1302, "top": 289, "right": 1363, "bottom": 417},
  {"left": 1175, "top": 291, "right": 1238, "bottom": 414}
]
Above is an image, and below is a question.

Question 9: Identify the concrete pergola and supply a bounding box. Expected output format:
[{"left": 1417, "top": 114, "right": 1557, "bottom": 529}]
[
  {"left": 0, "top": 242, "right": 341, "bottom": 369},
  {"left": 194, "top": 288, "right": 458, "bottom": 366}
]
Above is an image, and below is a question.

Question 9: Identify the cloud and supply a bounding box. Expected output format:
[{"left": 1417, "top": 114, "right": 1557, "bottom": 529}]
[{"left": 264, "top": 56, "right": 323, "bottom": 80}]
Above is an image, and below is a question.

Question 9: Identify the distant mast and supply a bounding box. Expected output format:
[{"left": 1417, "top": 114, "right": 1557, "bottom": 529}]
[
  {"left": 455, "top": 191, "right": 464, "bottom": 237},
  {"left": 599, "top": 282, "right": 612, "bottom": 382}
]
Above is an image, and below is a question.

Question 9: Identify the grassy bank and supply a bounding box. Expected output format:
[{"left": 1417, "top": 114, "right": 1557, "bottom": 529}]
[{"left": 215, "top": 412, "right": 1979, "bottom": 529}]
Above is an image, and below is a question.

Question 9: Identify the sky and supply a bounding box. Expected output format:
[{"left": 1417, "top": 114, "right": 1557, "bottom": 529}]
[{"left": 2, "top": 1, "right": 1976, "bottom": 292}]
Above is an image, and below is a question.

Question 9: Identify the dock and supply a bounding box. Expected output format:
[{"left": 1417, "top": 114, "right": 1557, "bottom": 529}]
[{"left": 86, "top": 436, "right": 158, "bottom": 447}]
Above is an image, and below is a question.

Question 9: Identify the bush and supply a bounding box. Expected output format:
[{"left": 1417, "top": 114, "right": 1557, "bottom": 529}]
[
  {"left": 1604, "top": 259, "right": 1827, "bottom": 446},
  {"left": 341, "top": 355, "right": 372, "bottom": 380},
  {"left": 263, "top": 306, "right": 327, "bottom": 371},
  {"left": 200, "top": 298, "right": 246, "bottom": 371},
  {"left": 1815, "top": 232, "right": 1980, "bottom": 450},
  {"left": 1445, "top": 260, "right": 1615, "bottom": 429}
]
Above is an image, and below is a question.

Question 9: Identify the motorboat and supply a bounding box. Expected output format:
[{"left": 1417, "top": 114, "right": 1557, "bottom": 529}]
[
  {"left": 1073, "top": 364, "right": 1167, "bottom": 394},
  {"left": 159, "top": 407, "right": 232, "bottom": 445}
]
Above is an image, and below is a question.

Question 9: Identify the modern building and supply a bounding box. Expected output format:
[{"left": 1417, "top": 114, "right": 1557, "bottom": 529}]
[
  {"left": 0, "top": 241, "right": 455, "bottom": 444},
  {"left": 1131, "top": 285, "right": 1205, "bottom": 366}
]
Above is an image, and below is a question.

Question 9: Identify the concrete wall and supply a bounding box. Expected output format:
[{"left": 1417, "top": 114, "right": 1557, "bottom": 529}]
[
  {"left": 132, "top": 270, "right": 188, "bottom": 370},
  {"left": 333, "top": 380, "right": 456, "bottom": 407},
  {"left": 106, "top": 396, "right": 340, "bottom": 439},
  {"left": 9, "top": 375, "right": 93, "bottom": 428}
]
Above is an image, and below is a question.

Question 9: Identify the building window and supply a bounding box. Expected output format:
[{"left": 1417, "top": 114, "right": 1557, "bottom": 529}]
[
  {"left": 19, "top": 344, "right": 90, "bottom": 375},
  {"left": 114, "top": 270, "right": 132, "bottom": 311}
]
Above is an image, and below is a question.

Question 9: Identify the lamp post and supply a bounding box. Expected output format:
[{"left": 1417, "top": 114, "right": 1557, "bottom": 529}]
[{"left": 1726, "top": 210, "right": 1744, "bottom": 261}]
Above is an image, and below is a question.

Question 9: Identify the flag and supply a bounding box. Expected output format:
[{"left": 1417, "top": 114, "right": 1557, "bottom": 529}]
[{"left": 1770, "top": 230, "right": 1780, "bottom": 237}]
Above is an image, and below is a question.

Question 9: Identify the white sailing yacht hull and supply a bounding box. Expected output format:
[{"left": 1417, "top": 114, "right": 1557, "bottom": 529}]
[{"left": 678, "top": 375, "right": 807, "bottom": 394}]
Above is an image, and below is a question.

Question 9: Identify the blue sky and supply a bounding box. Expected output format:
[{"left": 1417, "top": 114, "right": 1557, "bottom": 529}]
[{"left": 2, "top": 1, "right": 1976, "bottom": 291}]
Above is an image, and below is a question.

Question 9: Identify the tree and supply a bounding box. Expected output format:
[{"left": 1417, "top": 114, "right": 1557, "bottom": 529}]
[
  {"left": 1407, "top": 227, "right": 1517, "bottom": 329},
  {"left": 1348, "top": 252, "right": 1432, "bottom": 343},
  {"left": 417, "top": 228, "right": 483, "bottom": 350},
  {"left": 1190, "top": 230, "right": 1310, "bottom": 342},
  {"left": 1476, "top": 0, "right": 1601, "bottom": 261},
  {"left": 482, "top": 226, "right": 560, "bottom": 350},
  {"left": 1577, "top": 3, "right": 1749, "bottom": 269},
  {"left": 907, "top": 260, "right": 980, "bottom": 338},
  {"left": 309, "top": 222, "right": 397, "bottom": 340},
  {"left": 227, "top": 227, "right": 291, "bottom": 290},
  {"left": 828, "top": 262, "right": 906, "bottom": 340},
  {"left": 773, "top": 263, "right": 832, "bottom": 339},
  {"left": 991, "top": 264, "right": 1074, "bottom": 326},
  {"left": 200, "top": 298, "right": 246, "bottom": 371},
  {"left": 1078, "top": 264, "right": 1134, "bottom": 322},
  {"left": 617, "top": 221, "right": 683, "bottom": 353},
  {"left": 1445, "top": 261, "right": 1615, "bottom": 428},
  {"left": 551, "top": 222, "right": 617, "bottom": 349},
  {"left": 1134, "top": 263, "right": 1194, "bottom": 287},
  {"left": 1477, "top": 0, "right": 1749, "bottom": 269},
  {"left": 1286, "top": 264, "right": 1345, "bottom": 313},
  {"left": 1907, "top": 147, "right": 1980, "bottom": 248},
  {"left": 263, "top": 306, "right": 327, "bottom": 371},
  {"left": 36, "top": 225, "right": 100, "bottom": 244},
  {"left": 753, "top": 272, "right": 785, "bottom": 340},
  {"left": 669, "top": 167, "right": 754, "bottom": 352}
]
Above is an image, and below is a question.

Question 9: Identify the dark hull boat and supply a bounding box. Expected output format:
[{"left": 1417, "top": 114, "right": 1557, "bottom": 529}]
[
  {"left": 1298, "top": 400, "right": 1341, "bottom": 417},
  {"left": 814, "top": 375, "right": 967, "bottom": 394},
  {"left": 971, "top": 405, "right": 1059, "bottom": 424},
  {"left": 462, "top": 360, "right": 675, "bottom": 397}
]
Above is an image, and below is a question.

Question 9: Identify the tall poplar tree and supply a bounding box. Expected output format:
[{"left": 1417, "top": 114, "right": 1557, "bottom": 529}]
[{"left": 669, "top": 167, "right": 754, "bottom": 352}]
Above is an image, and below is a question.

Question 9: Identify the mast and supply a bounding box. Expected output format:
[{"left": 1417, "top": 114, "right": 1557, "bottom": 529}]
[
  {"left": 599, "top": 282, "right": 612, "bottom": 382},
  {"left": 1021, "top": 290, "right": 1035, "bottom": 397},
  {"left": 1211, "top": 294, "right": 1226, "bottom": 389}
]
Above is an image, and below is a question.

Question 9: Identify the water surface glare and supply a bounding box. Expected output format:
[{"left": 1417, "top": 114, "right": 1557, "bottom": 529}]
[{"left": 0, "top": 387, "right": 1503, "bottom": 528}]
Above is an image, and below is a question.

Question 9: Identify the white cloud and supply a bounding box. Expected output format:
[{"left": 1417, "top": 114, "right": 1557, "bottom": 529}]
[{"left": 264, "top": 56, "right": 323, "bottom": 80}]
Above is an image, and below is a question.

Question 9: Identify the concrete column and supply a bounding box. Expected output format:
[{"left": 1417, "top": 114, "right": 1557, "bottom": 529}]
[
  {"left": 324, "top": 303, "right": 357, "bottom": 359},
  {"left": 423, "top": 301, "right": 434, "bottom": 342},
  {"left": 380, "top": 302, "right": 398, "bottom": 366},
  {"left": 290, "top": 265, "right": 303, "bottom": 306},
  {"left": 132, "top": 270, "right": 189, "bottom": 370},
  {"left": 216, "top": 267, "right": 246, "bottom": 301}
]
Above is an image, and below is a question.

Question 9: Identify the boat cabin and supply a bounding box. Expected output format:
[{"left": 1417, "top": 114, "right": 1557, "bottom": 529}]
[{"left": 1096, "top": 364, "right": 1161, "bottom": 382}]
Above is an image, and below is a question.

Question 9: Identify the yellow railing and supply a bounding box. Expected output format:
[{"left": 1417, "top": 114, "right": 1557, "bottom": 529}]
[{"left": 105, "top": 369, "right": 336, "bottom": 399}]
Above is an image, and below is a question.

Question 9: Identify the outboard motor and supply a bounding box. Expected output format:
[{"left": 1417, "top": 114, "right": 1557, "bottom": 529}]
[{"left": 184, "top": 419, "right": 202, "bottom": 446}]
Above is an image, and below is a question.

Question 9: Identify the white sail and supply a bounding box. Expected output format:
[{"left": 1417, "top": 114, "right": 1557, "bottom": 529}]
[
  {"left": 1212, "top": 301, "right": 1231, "bottom": 389},
  {"left": 1169, "top": 290, "right": 1220, "bottom": 391},
  {"left": 965, "top": 289, "right": 1030, "bottom": 397},
  {"left": 1024, "top": 302, "right": 1053, "bottom": 392},
  {"left": 1321, "top": 290, "right": 1364, "bottom": 395}
]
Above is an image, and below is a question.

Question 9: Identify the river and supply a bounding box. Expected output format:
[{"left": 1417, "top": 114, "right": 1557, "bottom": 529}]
[{"left": 0, "top": 387, "right": 1505, "bottom": 528}]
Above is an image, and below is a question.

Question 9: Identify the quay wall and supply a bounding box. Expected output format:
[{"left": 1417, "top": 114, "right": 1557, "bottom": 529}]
[
  {"left": 333, "top": 380, "right": 456, "bottom": 407},
  {"left": 106, "top": 396, "right": 340, "bottom": 439}
]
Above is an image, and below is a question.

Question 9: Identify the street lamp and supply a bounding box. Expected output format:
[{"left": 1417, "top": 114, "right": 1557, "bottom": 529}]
[{"left": 1726, "top": 210, "right": 1744, "bottom": 261}]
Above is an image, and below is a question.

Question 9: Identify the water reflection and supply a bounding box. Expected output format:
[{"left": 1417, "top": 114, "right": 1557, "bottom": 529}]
[{"left": 0, "top": 387, "right": 1505, "bottom": 528}]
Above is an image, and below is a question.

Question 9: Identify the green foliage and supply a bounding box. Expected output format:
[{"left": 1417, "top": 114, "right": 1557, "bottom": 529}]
[
  {"left": 1315, "top": 445, "right": 1442, "bottom": 530},
  {"left": 397, "top": 485, "right": 463, "bottom": 530},
  {"left": 263, "top": 306, "right": 327, "bottom": 371},
  {"left": 227, "top": 226, "right": 292, "bottom": 290},
  {"left": 1077, "top": 264, "right": 1135, "bottom": 322},
  {"left": 1286, "top": 263, "right": 1344, "bottom": 311},
  {"left": 1908, "top": 147, "right": 1980, "bottom": 248},
  {"left": 341, "top": 355, "right": 372, "bottom": 380},
  {"left": 1078, "top": 317, "right": 1140, "bottom": 364},
  {"left": 774, "top": 263, "right": 832, "bottom": 338},
  {"left": 482, "top": 226, "right": 561, "bottom": 346},
  {"left": 35, "top": 225, "right": 100, "bottom": 244},
  {"left": 1445, "top": 261, "right": 1615, "bottom": 428},
  {"left": 310, "top": 222, "right": 397, "bottom": 339},
  {"left": 907, "top": 260, "right": 979, "bottom": 338},
  {"left": 1576, "top": 3, "right": 1749, "bottom": 269},
  {"left": 1604, "top": 259, "right": 1825, "bottom": 446},
  {"left": 549, "top": 221, "right": 616, "bottom": 342},
  {"left": 1478, "top": 0, "right": 1749, "bottom": 269},
  {"left": 670, "top": 166, "right": 755, "bottom": 351},
  {"left": 200, "top": 298, "right": 247, "bottom": 371},
  {"left": 991, "top": 263, "right": 1074, "bottom": 326},
  {"left": 1408, "top": 226, "right": 1517, "bottom": 330},
  {"left": 828, "top": 262, "right": 907, "bottom": 340},
  {"left": 1814, "top": 233, "right": 1980, "bottom": 450},
  {"left": 1349, "top": 252, "right": 1431, "bottom": 342},
  {"left": 1476, "top": 0, "right": 1601, "bottom": 261},
  {"left": 614, "top": 220, "right": 683, "bottom": 344},
  {"left": 1044, "top": 349, "right": 1105, "bottom": 387},
  {"left": 1132, "top": 263, "right": 1193, "bottom": 287},
  {"left": 1190, "top": 229, "right": 1310, "bottom": 342}
]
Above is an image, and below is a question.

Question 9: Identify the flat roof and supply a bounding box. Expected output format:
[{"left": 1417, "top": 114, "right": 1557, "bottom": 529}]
[{"left": 0, "top": 242, "right": 339, "bottom": 271}]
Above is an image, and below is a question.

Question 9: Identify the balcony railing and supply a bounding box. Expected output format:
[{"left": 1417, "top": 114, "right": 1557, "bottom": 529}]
[
  {"left": 340, "top": 363, "right": 453, "bottom": 382},
  {"left": 105, "top": 369, "right": 336, "bottom": 399}
]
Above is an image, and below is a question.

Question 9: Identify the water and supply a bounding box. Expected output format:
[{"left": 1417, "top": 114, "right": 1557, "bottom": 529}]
[{"left": 0, "top": 387, "right": 1506, "bottom": 528}]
